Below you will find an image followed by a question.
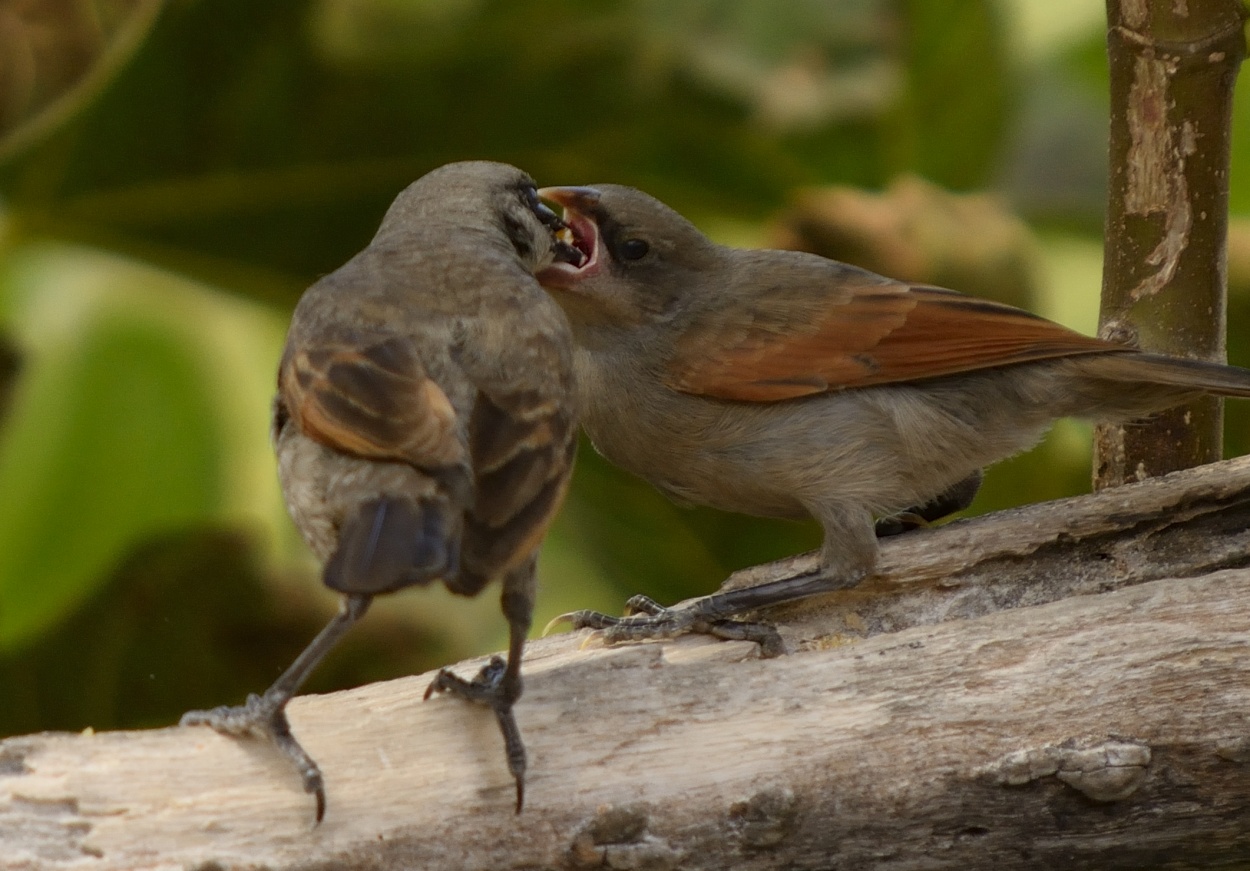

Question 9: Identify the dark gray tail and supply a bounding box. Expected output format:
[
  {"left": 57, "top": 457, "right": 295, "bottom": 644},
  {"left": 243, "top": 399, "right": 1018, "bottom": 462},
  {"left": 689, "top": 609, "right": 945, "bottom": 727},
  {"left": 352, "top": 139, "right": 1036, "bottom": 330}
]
[
  {"left": 324, "top": 495, "right": 459, "bottom": 595},
  {"left": 1090, "top": 352, "right": 1250, "bottom": 398}
]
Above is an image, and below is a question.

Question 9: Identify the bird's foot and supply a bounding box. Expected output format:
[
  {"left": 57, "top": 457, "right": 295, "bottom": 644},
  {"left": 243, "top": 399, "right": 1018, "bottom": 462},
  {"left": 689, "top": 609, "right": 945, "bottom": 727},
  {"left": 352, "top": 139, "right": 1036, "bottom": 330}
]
[
  {"left": 546, "top": 594, "right": 786, "bottom": 658},
  {"left": 181, "top": 693, "right": 326, "bottom": 823},
  {"left": 873, "top": 511, "right": 928, "bottom": 538},
  {"left": 424, "top": 655, "right": 527, "bottom": 813}
]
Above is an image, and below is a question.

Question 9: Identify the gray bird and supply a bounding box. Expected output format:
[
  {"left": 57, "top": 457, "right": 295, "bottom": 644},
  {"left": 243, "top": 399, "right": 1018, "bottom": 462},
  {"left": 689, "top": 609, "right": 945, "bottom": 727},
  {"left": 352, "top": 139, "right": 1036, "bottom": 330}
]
[
  {"left": 536, "top": 183, "right": 1250, "bottom": 654},
  {"left": 182, "top": 161, "right": 582, "bottom": 820}
]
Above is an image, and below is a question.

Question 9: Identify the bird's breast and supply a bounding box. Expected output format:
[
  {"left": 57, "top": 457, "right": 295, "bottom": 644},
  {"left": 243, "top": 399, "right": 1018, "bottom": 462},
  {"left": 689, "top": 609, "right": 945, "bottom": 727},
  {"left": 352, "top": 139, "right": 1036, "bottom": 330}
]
[{"left": 573, "top": 349, "right": 811, "bottom": 519}]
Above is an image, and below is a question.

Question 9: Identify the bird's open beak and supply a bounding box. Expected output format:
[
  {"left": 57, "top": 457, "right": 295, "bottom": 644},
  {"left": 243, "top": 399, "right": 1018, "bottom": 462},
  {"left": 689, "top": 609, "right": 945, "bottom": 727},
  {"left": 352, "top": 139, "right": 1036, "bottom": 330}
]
[
  {"left": 538, "top": 186, "right": 601, "bottom": 213},
  {"left": 537, "top": 186, "right": 603, "bottom": 288}
]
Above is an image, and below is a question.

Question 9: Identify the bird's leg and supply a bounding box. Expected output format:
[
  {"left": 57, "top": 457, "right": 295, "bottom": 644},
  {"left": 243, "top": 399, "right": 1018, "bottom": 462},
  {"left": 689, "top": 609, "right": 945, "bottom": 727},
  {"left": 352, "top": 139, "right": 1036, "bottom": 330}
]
[
  {"left": 181, "top": 593, "right": 372, "bottom": 823},
  {"left": 424, "top": 563, "right": 532, "bottom": 812},
  {"left": 549, "top": 570, "right": 850, "bottom": 658},
  {"left": 549, "top": 506, "right": 887, "bottom": 657}
]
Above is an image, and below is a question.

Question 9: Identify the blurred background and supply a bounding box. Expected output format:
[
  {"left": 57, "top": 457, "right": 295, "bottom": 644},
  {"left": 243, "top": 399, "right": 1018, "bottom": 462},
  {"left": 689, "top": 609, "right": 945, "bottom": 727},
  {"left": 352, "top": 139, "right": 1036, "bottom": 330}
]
[{"left": 1, "top": 0, "right": 1247, "bottom": 736}]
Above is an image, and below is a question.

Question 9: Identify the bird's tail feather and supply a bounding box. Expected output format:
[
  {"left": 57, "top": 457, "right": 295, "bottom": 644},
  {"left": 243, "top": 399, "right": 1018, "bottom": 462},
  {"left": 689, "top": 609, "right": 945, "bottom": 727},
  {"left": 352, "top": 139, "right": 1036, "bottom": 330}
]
[
  {"left": 324, "top": 495, "right": 458, "bottom": 595},
  {"left": 1091, "top": 352, "right": 1250, "bottom": 398}
]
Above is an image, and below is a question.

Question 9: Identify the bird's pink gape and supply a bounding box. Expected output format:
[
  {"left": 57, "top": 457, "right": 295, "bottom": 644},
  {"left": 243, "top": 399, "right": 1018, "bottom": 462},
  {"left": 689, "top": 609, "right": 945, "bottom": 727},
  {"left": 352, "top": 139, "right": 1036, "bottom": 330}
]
[{"left": 537, "top": 186, "right": 603, "bottom": 288}]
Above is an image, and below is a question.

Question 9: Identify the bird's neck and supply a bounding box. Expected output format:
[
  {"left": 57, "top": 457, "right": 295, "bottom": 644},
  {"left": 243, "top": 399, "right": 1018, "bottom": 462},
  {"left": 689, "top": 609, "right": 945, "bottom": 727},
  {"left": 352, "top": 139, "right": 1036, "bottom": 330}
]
[{"left": 572, "top": 340, "right": 676, "bottom": 465}]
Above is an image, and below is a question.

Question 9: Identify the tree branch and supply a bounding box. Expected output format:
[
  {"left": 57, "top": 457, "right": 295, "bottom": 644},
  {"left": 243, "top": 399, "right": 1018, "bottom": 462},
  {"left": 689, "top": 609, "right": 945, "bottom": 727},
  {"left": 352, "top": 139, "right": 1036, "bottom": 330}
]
[
  {"left": 3, "top": 457, "right": 1250, "bottom": 870},
  {"left": 1094, "top": 0, "right": 1247, "bottom": 484}
]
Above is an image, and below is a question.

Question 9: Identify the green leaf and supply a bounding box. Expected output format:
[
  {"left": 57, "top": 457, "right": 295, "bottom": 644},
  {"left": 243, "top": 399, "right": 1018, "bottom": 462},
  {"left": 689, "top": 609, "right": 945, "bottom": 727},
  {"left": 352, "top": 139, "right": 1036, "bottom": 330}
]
[
  {"left": 886, "top": 0, "right": 1015, "bottom": 189},
  {"left": 0, "top": 249, "right": 224, "bottom": 652}
]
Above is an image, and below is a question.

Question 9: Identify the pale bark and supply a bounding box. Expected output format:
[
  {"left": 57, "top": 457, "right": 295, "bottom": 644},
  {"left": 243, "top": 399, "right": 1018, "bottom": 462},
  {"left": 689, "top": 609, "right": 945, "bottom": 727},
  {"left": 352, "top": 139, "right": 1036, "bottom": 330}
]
[{"left": 2, "top": 456, "right": 1249, "bottom": 870}]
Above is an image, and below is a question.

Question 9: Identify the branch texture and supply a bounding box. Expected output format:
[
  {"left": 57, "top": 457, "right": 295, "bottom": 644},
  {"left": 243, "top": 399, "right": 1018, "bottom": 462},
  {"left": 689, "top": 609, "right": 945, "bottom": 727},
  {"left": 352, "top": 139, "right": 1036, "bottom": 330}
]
[{"left": 2, "top": 458, "right": 1250, "bottom": 870}]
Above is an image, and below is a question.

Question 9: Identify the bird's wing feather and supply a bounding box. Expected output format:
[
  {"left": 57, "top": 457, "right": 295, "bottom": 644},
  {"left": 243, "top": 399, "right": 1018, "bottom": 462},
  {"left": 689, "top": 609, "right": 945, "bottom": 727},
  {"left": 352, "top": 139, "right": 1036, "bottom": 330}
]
[
  {"left": 279, "top": 333, "right": 466, "bottom": 468},
  {"left": 666, "top": 270, "right": 1125, "bottom": 402},
  {"left": 454, "top": 335, "right": 578, "bottom": 592}
]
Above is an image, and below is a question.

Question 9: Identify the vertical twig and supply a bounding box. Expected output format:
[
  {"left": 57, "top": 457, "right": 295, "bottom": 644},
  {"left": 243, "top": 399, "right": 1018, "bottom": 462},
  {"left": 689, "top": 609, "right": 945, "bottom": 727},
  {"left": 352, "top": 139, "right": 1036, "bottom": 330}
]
[{"left": 1094, "top": 0, "right": 1246, "bottom": 488}]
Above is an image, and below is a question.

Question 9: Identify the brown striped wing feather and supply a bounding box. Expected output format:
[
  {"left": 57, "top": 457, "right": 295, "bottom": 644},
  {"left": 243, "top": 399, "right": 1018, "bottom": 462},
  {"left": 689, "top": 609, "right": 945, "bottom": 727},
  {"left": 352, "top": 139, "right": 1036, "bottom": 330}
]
[
  {"left": 454, "top": 380, "right": 578, "bottom": 594},
  {"left": 666, "top": 279, "right": 1127, "bottom": 402},
  {"left": 279, "top": 334, "right": 466, "bottom": 469}
]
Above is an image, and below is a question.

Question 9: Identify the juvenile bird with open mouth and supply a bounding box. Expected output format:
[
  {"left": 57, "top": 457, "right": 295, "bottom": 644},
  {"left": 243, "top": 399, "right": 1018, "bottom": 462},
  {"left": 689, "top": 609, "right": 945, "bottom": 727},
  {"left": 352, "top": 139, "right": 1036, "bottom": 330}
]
[{"left": 537, "top": 183, "right": 1250, "bottom": 655}]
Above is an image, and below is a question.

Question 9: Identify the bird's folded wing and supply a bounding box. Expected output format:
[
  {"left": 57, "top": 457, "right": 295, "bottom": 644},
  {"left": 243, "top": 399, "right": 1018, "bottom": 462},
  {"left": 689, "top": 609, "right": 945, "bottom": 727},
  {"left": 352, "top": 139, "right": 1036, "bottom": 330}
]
[
  {"left": 666, "top": 274, "right": 1126, "bottom": 402},
  {"left": 457, "top": 364, "right": 577, "bottom": 588},
  {"left": 279, "top": 334, "right": 466, "bottom": 469}
]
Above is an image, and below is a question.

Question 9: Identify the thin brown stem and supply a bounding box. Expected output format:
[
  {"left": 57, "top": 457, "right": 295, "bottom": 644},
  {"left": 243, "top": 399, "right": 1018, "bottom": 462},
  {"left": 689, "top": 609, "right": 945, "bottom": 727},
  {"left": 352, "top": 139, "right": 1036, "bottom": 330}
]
[{"left": 1095, "top": 0, "right": 1246, "bottom": 487}]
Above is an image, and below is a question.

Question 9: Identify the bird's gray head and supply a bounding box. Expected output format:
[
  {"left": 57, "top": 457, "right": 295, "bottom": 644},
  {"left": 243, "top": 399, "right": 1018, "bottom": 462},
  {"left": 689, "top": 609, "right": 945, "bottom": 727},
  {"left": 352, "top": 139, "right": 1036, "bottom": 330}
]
[
  {"left": 534, "top": 183, "right": 722, "bottom": 328},
  {"left": 378, "top": 161, "right": 585, "bottom": 273}
]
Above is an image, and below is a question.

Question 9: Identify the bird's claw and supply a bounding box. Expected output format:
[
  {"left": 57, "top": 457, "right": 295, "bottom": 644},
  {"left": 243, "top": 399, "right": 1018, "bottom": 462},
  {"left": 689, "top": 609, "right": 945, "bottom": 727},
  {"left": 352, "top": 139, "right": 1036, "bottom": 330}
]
[
  {"left": 181, "top": 693, "right": 327, "bottom": 823},
  {"left": 424, "top": 655, "right": 508, "bottom": 702},
  {"left": 541, "top": 611, "right": 578, "bottom": 635},
  {"left": 425, "top": 656, "right": 527, "bottom": 813},
  {"left": 547, "top": 596, "right": 786, "bottom": 657},
  {"left": 874, "top": 511, "right": 929, "bottom": 538}
]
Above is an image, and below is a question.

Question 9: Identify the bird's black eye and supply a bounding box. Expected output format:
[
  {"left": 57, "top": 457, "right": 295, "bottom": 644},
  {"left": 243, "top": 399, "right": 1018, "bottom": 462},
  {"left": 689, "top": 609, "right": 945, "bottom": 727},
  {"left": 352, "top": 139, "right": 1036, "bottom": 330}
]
[{"left": 619, "top": 238, "right": 650, "bottom": 261}]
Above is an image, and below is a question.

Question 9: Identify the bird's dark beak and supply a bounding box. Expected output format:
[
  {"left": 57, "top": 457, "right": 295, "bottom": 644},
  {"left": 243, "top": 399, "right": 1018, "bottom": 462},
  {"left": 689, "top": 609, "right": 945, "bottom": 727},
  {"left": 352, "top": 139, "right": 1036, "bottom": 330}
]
[
  {"left": 537, "top": 187, "right": 602, "bottom": 280},
  {"left": 534, "top": 200, "right": 565, "bottom": 231}
]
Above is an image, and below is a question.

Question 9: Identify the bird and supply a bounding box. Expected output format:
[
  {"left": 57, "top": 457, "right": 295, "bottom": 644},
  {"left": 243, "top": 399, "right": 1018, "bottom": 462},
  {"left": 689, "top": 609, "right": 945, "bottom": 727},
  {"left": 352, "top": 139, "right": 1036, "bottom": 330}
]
[
  {"left": 181, "top": 161, "right": 583, "bottom": 821},
  {"left": 534, "top": 183, "right": 1250, "bottom": 655}
]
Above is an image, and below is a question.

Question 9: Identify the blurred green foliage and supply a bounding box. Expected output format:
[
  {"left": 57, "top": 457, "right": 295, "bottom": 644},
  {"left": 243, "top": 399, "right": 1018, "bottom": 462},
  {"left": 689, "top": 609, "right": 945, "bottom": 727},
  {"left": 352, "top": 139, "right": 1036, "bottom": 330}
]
[{"left": 0, "top": 0, "right": 1246, "bottom": 737}]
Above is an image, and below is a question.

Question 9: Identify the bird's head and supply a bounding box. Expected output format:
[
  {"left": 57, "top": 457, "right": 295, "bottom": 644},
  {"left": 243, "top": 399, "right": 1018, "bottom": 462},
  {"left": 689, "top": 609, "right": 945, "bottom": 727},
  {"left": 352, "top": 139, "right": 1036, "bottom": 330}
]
[
  {"left": 381, "top": 161, "right": 587, "bottom": 275},
  {"left": 536, "top": 184, "right": 721, "bottom": 331}
]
